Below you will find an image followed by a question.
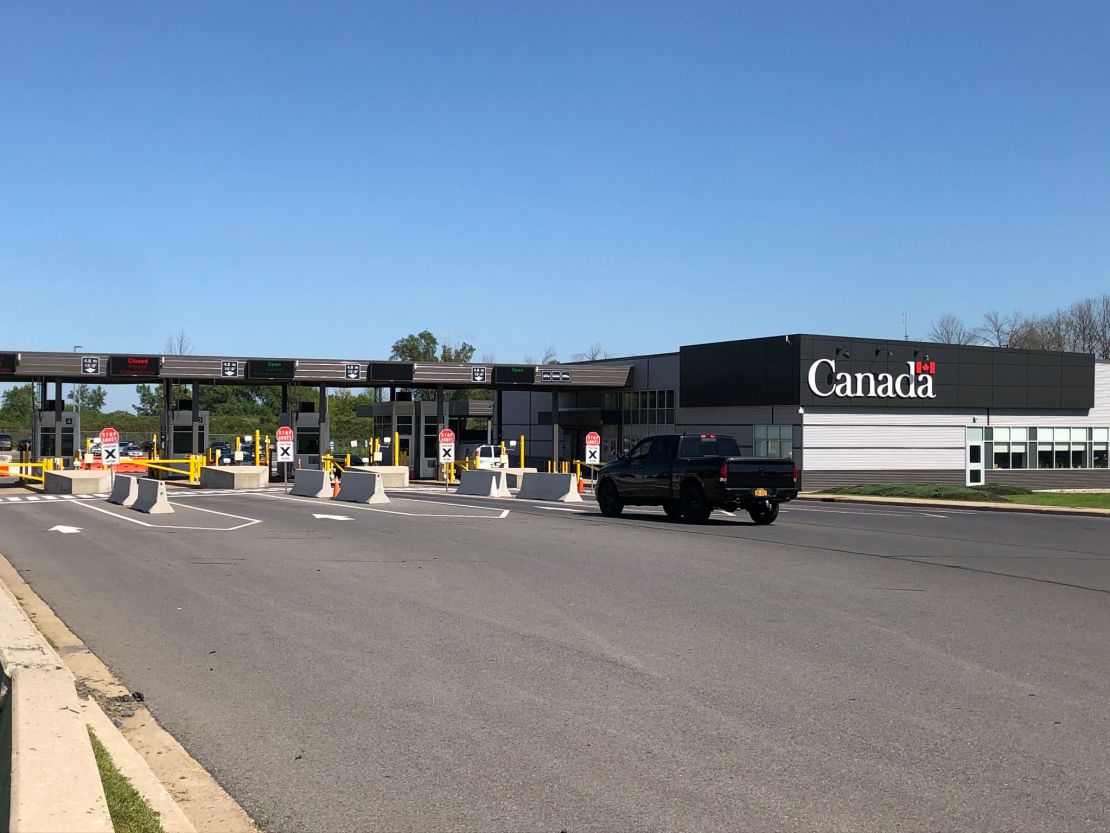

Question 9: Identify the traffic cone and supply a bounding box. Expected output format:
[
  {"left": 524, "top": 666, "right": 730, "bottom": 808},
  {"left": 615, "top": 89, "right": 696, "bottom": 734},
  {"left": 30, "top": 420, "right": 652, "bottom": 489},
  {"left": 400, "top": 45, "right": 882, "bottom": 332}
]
[
  {"left": 332, "top": 473, "right": 341, "bottom": 499},
  {"left": 577, "top": 475, "right": 585, "bottom": 494}
]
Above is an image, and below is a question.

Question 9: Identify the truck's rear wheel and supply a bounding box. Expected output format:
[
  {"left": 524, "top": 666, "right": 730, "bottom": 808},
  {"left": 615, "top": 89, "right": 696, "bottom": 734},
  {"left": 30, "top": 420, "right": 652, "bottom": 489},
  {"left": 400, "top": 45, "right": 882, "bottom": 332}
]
[
  {"left": 748, "top": 502, "right": 779, "bottom": 525},
  {"left": 680, "top": 483, "right": 712, "bottom": 524},
  {"left": 597, "top": 480, "right": 624, "bottom": 517},
  {"left": 662, "top": 499, "right": 682, "bottom": 520}
]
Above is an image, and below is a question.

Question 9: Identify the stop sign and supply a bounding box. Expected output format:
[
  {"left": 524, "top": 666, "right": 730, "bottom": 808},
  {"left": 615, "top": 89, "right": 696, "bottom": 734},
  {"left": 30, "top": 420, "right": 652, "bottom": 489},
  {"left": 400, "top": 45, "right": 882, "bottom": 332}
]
[
  {"left": 585, "top": 431, "right": 601, "bottom": 447},
  {"left": 276, "top": 426, "right": 294, "bottom": 443},
  {"left": 439, "top": 428, "right": 456, "bottom": 446},
  {"left": 99, "top": 427, "right": 119, "bottom": 445}
]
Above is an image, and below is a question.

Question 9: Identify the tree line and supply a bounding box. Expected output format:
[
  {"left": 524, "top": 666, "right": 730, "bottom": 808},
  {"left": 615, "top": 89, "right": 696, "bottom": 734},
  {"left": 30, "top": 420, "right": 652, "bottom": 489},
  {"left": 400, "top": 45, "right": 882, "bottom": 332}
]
[{"left": 930, "top": 294, "right": 1110, "bottom": 358}]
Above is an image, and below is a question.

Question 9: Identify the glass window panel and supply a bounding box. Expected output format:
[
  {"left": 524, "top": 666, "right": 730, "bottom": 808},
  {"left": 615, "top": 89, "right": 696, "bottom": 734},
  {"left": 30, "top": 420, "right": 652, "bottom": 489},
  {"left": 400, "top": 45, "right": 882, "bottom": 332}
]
[
  {"left": 1011, "top": 448, "right": 1027, "bottom": 469},
  {"left": 1072, "top": 428, "right": 1087, "bottom": 442},
  {"left": 1010, "top": 427, "right": 1027, "bottom": 442},
  {"left": 754, "top": 425, "right": 767, "bottom": 440},
  {"left": 665, "top": 409, "right": 675, "bottom": 424},
  {"left": 969, "top": 469, "right": 982, "bottom": 484},
  {"left": 1055, "top": 428, "right": 1070, "bottom": 442},
  {"left": 969, "top": 446, "right": 981, "bottom": 464},
  {"left": 666, "top": 390, "right": 675, "bottom": 408},
  {"left": 1038, "top": 446, "right": 1053, "bottom": 468},
  {"left": 993, "top": 450, "right": 1010, "bottom": 469},
  {"left": 966, "top": 427, "right": 983, "bottom": 441},
  {"left": 1055, "top": 447, "right": 1070, "bottom": 468},
  {"left": 755, "top": 440, "right": 768, "bottom": 456},
  {"left": 1029, "top": 428, "right": 1037, "bottom": 440},
  {"left": 1093, "top": 446, "right": 1108, "bottom": 468},
  {"left": 1071, "top": 448, "right": 1087, "bottom": 468},
  {"left": 1093, "top": 428, "right": 1109, "bottom": 442},
  {"left": 993, "top": 427, "right": 1009, "bottom": 441},
  {"left": 984, "top": 427, "right": 993, "bottom": 441}
]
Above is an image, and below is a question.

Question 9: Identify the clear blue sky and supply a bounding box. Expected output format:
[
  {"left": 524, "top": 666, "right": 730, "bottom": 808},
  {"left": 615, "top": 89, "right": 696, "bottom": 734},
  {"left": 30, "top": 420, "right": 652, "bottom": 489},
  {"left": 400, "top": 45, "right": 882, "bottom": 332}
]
[{"left": 3, "top": 1, "right": 1108, "bottom": 412}]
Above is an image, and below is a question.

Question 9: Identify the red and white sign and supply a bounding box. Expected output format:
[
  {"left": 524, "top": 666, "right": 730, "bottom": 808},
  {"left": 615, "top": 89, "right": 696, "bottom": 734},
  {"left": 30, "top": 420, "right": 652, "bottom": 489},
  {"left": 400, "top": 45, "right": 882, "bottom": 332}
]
[
  {"left": 584, "top": 431, "right": 601, "bottom": 464},
  {"left": 99, "top": 427, "right": 120, "bottom": 466},
  {"left": 438, "top": 428, "right": 456, "bottom": 463},
  {"left": 275, "top": 426, "right": 295, "bottom": 463}
]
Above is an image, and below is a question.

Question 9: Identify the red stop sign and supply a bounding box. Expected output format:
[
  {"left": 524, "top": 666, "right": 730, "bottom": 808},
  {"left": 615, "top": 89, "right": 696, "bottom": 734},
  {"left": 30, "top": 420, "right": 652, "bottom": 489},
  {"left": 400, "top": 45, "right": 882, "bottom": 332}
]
[
  {"left": 99, "top": 427, "right": 119, "bottom": 445},
  {"left": 439, "top": 428, "right": 456, "bottom": 446},
  {"left": 585, "top": 431, "right": 601, "bottom": 447},
  {"left": 276, "top": 426, "right": 294, "bottom": 443}
]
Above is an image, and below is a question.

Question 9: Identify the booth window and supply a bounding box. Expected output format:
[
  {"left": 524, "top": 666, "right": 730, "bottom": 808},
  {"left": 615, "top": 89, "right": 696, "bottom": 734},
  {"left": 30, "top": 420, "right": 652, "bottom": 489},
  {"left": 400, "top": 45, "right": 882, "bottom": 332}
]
[
  {"left": 621, "top": 389, "right": 675, "bottom": 431},
  {"left": 754, "top": 424, "right": 793, "bottom": 458}
]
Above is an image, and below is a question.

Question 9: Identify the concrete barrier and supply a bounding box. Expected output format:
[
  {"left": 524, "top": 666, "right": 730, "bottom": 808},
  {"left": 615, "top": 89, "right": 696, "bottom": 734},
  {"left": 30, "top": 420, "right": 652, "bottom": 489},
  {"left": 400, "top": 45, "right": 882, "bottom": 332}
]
[
  {"left": 516, "top": 472, "right": 583, "bottom": 503},
  {"left": 0, "top": 584, "right": 113, "bottom": 832},
  {"left": 346, "top": 465, "right": 409, "bottom": 488},
  {"left": 131, "top": 478, "right": 174, "bottom": 514},
  {"left": 44, "top": 470, "right": 110, "bottom": 495},
  {"left": 107, "top": 473, "right": 140, "bottom": 507},
  {"left": 457, "top": 469, "right": 512, "bottom": 498},
  {"left": 199, "top": 465, "right": 268, "bottom": 490},
  {"left": 498, "top": 467, "right": 537, "bottom": 489},
  {"left": 335, "top": 470, "right": 389, "bottom": 504},
  {"left": 290, "top": 467, "right": 331, "bottom": 498}
]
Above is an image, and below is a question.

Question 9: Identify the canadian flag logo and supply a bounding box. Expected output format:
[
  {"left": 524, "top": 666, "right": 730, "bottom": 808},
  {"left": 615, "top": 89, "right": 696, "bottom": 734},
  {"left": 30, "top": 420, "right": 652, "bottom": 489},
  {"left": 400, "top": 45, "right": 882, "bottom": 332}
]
[{"left": 915, "top": 361, "right": 936, "bottom": 375}]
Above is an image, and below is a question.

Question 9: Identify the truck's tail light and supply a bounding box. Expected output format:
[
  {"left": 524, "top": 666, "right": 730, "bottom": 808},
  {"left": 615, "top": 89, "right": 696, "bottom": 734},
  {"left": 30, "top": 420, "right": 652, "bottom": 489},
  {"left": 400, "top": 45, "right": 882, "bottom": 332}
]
[
  {"left": 719, "top": 462, "right": 728, "bottom": 484},
  {"left": 792, "top": 464, "right": 798, "bottom": 484}
]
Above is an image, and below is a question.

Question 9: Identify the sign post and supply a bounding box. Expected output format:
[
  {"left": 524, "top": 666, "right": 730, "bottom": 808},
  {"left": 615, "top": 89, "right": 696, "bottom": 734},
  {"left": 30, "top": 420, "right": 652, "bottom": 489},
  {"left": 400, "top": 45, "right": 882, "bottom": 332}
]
[
  {"left": 438, "top": 428, "right": 456, "bottom": 491},
  {"left": 99, "top": 427, "right": 119, "bottom": 484},
  {"left": 584, "top": 431, "right": 601, "bottom": 465},
  {"left": 276, "top": 426, "right": 294, "bottom": 492}
]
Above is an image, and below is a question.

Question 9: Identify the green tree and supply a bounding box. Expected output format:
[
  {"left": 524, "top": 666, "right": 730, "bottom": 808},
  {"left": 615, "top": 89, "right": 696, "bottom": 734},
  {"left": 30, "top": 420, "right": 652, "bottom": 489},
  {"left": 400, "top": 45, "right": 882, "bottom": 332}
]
[
  {"left": 0, "top": 383, "right": 35, "bottom": 425},
  {"left": 67, "top": 384, "right": 107, "bottom": 412}
]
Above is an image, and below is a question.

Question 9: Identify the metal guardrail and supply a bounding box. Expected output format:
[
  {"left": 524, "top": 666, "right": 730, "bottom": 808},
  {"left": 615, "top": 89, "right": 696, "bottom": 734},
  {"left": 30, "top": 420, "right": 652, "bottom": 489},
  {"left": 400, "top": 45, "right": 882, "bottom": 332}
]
[{"left": 0, "top": 459, "right": 56, "bottom": 484}]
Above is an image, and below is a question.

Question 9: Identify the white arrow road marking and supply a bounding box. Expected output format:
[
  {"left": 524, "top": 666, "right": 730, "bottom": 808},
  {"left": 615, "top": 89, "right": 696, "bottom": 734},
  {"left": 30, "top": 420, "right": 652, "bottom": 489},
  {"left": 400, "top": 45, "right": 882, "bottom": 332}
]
[
  {"left": 313, "top": 513, "right": 353, "bottom": 521},
  {"left": 49, "top": 525, "right": 82, "bottom": 534}
]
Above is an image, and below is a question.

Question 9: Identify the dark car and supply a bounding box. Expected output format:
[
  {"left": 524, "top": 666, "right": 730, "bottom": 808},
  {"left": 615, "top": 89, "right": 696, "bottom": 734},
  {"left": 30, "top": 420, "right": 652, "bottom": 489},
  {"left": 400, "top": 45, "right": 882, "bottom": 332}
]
[
  {"left": 209, "top": 442, "right": 234, "bottom": 465},
  {"left": 0, "top": 433, "right": 13, "bottom": 452},
  {"left": 596, "top": 433, "right": 798, "bottom": 525}
]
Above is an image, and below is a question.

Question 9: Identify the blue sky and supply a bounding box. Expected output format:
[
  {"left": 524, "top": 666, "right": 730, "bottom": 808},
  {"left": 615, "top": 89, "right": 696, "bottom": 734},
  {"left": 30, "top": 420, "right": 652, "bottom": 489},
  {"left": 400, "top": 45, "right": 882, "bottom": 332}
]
[{"left": 2, "top": 1, "right": 1108, "bottom": 412}]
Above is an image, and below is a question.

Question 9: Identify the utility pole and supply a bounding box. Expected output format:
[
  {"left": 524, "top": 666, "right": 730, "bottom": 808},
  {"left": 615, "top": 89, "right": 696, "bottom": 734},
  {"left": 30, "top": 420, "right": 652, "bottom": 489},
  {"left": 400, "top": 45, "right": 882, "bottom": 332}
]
[{"left": 72, "top": 345, "right": 83, "bottom": 414}]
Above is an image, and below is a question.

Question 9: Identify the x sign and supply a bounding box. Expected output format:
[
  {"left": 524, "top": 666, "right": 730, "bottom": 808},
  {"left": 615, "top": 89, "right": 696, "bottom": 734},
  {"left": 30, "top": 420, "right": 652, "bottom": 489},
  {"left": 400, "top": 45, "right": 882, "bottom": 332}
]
[
  {"left": 439, "top": 444, "right": 454, "bottom": 464},
  {"left": 585, "top": 447, "right": 600, "bottom": 463},
  {"left": 276, "top": 440, "right": 294, "bottom": 460},
  {"left": 102, "top": 447, "right": 119, "bottom": 464}
]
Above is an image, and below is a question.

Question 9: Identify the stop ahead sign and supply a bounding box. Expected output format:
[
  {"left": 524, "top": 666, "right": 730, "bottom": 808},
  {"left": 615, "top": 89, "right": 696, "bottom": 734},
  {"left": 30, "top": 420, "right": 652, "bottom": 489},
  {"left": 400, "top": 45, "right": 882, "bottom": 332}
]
[
  {"left": 276, "top": 426, "right": 294, "bottom": 443},
  {"left": 439, "top": 428, "right": 455, "bottom": 446},
  {"left": 585, "top": 431, "right": 601, "bottom": 447},
  {"left": 99, "top": 427, "right": 119, "bottom": 445}
]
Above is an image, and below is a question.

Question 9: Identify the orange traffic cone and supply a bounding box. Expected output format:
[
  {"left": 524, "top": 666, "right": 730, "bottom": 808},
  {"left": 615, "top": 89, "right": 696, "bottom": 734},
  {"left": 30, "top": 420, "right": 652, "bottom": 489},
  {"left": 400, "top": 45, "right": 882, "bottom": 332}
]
[
  {"left": 577, "top": 475, "right": 585, "bottom": 494},
  {"left": 332, "top": 474, "right": 341, "bottom": 499}
]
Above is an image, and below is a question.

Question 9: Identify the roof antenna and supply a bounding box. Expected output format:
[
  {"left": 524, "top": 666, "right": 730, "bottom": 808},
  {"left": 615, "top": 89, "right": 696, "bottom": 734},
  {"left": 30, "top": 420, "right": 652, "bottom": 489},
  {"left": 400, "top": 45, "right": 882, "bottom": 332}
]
[{"left": 902, "top": 311, "right": 909, "bottom": 341}]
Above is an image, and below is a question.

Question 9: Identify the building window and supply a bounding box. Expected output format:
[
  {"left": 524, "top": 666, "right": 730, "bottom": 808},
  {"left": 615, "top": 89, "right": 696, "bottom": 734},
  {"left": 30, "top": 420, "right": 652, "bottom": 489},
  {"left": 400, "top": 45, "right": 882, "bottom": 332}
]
[
  {"left": 754, "top": 424, "right": 793, "bottom": 458},
  {"left": 620, "top": 389, "right": 675, "bottom": 435},
  {"left": 986, "top": 425, "right": 1109, "bottom": 470}
]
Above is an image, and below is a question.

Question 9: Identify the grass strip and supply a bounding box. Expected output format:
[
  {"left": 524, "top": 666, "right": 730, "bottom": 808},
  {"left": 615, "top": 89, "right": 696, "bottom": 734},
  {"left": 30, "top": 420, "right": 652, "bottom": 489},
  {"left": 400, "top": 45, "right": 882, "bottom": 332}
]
[
  {"left": 822, "top": 483, "right": 1110, "bottom": 509},
  {"left": 88, "top": 727, "right": 165, "bottom": 833}
]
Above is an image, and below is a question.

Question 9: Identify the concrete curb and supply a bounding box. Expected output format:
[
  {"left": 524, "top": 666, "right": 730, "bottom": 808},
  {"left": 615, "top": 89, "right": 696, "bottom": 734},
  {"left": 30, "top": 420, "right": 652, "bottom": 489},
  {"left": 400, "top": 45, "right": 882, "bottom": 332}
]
[
  {"left": 798, "top": 492, "right": 1110, "bottom": 518},
  {"left": 0, "top": 582, "right": 113, "bottom": 832}
]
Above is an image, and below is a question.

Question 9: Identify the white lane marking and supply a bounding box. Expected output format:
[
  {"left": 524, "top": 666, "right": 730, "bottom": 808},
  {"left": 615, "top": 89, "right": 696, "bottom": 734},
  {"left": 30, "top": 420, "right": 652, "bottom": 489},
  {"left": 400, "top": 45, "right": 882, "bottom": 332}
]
[
  {"left": 42, "top": 495, "right": 60, "bottom": 501},
  {"left": 6, "top": 497, "right": 21, "bottom": 502},
  {"left": 48, "top": 525, "right": 82, "bottom": 534},
  {"left": 537, "top": 506, "right": 592, "bottom": 513},
  {"left": 250, "top": 491, "right": 509, "bottom": 519},
  {"left": 313, "top": 513, "right": 352, "bottom": 521},
  {"left": 389, "top": 495, "right": 513, "bottom": 512},
  {"left": 67, "top": 499, "right": 261, "bottom": 531}
]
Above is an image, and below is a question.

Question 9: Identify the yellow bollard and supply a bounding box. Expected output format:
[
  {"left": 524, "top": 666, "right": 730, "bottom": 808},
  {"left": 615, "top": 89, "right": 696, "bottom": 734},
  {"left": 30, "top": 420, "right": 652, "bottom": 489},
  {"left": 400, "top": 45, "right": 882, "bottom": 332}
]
[
  {"left": 345, "top": 453, "right": 351, "bottom": 468},
  {"left": 393, "top": 432, "right": 400, "bottom": 467},
  {"left": 254, "top": 430, "right": 261, "bottom": 466},
  {"left": 519, "top": 435, "right": 525, "bottom": 468},
  {"left": 235, "top": 436, "right": 241, "bottom": 453}
]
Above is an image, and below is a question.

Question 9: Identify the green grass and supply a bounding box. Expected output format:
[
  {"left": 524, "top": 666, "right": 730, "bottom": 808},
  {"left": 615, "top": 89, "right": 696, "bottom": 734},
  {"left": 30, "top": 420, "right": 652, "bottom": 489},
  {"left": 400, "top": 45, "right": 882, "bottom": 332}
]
[
  {"left": 822, "top": 483, "right": 1110, "bottom": 509},
  {"left": 821, "top": 483, "right": 1033, "bottom": 501},
  {"left": 88, "top": 728, "right": 165, "bottom": 833},
  {"left": 1001, "top": 492, "right": 1110, "bottom": 509}
]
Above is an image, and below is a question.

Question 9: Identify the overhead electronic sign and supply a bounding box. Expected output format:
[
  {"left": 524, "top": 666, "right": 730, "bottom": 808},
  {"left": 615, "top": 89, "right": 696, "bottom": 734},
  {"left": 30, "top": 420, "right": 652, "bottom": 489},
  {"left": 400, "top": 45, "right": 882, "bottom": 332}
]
[
  {"left": 493, "top": 366, "right": 536, "bottom": 385},
  {"left": 368, "top": 362, "right": 415, "bottom": 383},
  {"left": 108, "top": 355, "right": 161, "bottom": 377},
  {"left": 0, "top": 353, "right": 18, "bottom": 374},
  {"left": 247, "top": 359, "right": 297, "bottom": 380}
]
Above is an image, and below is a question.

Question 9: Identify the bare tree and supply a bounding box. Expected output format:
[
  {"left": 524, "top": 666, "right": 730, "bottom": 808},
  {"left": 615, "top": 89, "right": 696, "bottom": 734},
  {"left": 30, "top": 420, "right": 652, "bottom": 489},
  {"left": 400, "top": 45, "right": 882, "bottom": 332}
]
[
  {"left": 522, "top": 354, "right": 535, "bottom": 365},
  {"left": 541, "top": 346, "right": 559, "bottom": 364},
  {"left": 480, "top": 351, "right": 496, "bottom": 365},
  {"left": 572, "top": 342, "right": 609, "bottom": 361},
  {"left": 976, "top": 310, "right": 1017, "bottom": 347},
  {"left": 1095, "top": 294, "right": 1110, "bottom": 359},
  {"left": 928, "top": 315, "right": 978, "bottom": 345},
  {"left": 166, "top": 330, "right": 194, "bottom": 355}
]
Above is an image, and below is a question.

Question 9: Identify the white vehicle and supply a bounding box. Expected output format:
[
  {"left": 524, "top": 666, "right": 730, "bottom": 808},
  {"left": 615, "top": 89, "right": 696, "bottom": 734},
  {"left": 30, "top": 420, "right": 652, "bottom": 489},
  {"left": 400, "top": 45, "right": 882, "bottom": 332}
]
[{"left": 473, "top": 444, "right": 509, "bottom": 469}]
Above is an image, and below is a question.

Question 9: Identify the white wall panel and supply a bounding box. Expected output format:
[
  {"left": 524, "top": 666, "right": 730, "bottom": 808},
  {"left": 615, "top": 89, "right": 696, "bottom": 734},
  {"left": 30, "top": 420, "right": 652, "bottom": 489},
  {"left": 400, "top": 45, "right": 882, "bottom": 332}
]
[
  {"left": 804, "top": 447, "right": 964, "bottom": 470},
  {"left": 803, "top": 409, "right": 985, "bottom": 426},
  {"left": 805, "top": 425, "right": 962, "bottom": 449}
]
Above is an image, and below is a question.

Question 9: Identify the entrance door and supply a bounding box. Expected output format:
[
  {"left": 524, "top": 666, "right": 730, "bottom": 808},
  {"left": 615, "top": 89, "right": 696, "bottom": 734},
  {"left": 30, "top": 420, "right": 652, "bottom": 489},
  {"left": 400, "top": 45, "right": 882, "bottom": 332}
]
[{"left": 965, "top": 427, "right": 985, "bottom": 486}]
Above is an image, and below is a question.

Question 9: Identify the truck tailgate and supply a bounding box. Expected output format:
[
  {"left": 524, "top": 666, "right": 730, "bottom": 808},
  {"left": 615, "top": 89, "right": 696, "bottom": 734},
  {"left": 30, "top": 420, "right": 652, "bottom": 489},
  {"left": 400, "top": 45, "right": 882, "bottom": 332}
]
[{"left": 724, "top": 457, "right": 797, "bottom": 491}]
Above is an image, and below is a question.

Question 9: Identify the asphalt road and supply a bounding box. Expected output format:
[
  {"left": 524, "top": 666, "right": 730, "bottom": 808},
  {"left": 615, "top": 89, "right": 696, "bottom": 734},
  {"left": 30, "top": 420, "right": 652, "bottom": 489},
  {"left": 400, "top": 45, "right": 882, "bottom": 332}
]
[{"left": 0, "top": 486, "right": 1107, "bottom": 832}]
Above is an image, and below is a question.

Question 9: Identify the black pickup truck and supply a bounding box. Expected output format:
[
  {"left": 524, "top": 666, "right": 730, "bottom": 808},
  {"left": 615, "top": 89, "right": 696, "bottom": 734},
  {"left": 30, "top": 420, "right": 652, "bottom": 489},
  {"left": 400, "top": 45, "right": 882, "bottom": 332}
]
[{"left": 596, "top": 433, "right": 798, "bottom": 525}]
